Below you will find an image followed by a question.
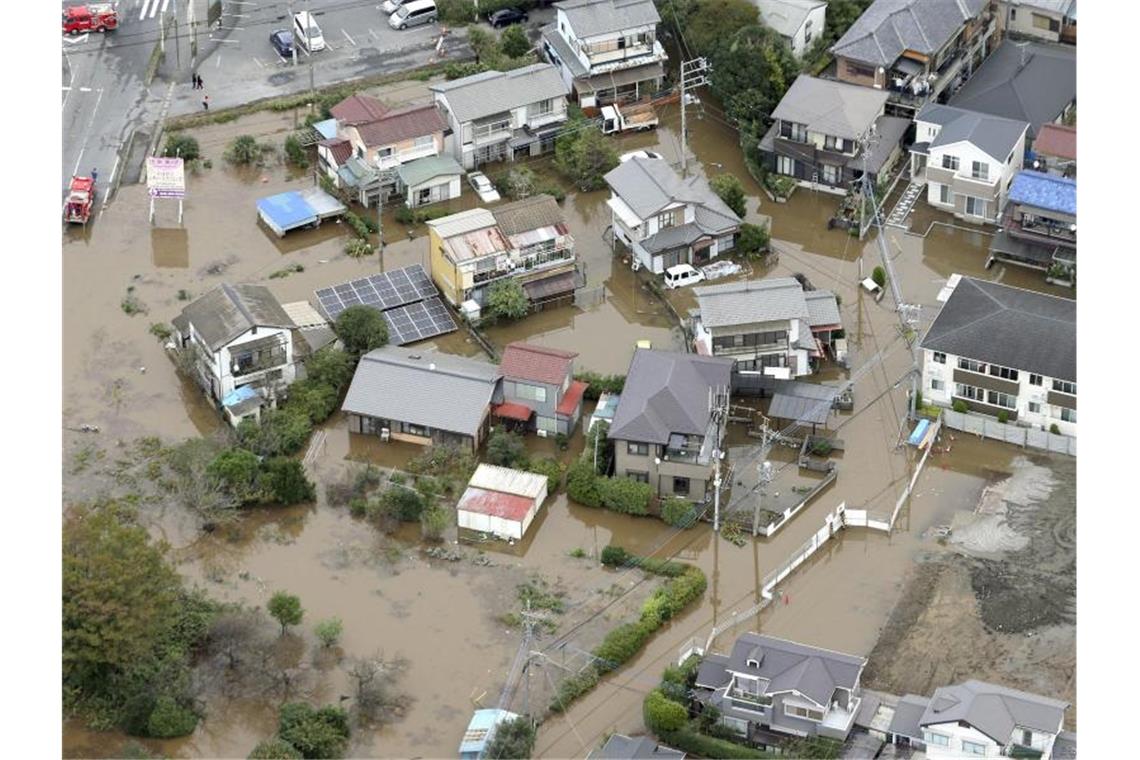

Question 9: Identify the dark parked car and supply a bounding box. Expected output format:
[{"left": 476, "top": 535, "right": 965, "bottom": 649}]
[
  {"left": 488, "top": 8, "right": 528, "bottom": 27},
  {"left": 269, "top": 29, "right": 294, "bottom": 58}
]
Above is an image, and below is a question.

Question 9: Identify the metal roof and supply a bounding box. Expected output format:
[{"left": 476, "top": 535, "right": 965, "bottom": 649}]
[
  {"left": 180, "top": 283, "right": 294, "bottom": 351},
  {"left": 919, "top": 276, "right": 1076, "bottom": 382},
  {"left": 556, "top": 0, "right": 660, "bottom": 38},
  {"left": 771, "top": 75, "right": 888, "bottom": 141},
  {"left": 949, "top": 42, "right": 1076, "bottom": 136},
  {"left": 1033, "top": 123, "right": 1076, "bottom": 161},
  {"left": 769, "top": 392, "right": 830, "bottom": 424},
  {"left": 456, "top": 487, "right": 536, "bottom": 522},
  {"left": 830, "top": 0, "right": 986, "bottom": 67},
  {"left": 804, "top": 290, "right": 841, "bottom": 327},
  {"left": 1008, "top": 0, "right": 1074, "bottom": 15},
  {"left": 694, "top": 277, "right": 811, "bottom": 328},
  {"left": 341, "top": 347, "right": 501, "bottom": 437},
  {"left": 1008, "top": 170, "right": 1076, "bottom": 216},
  {"left": 396, "top": 154, "right": 464, "bottom": 188},
  {"left": 500, "top": 342, "right": 577, "bottom": 385},
  {"left": 755, "top": 0, "right": 826, "bottom": 39},
  {"left": 427, "top": 208, "right": 498, "bottom": 239},
  {"left": 916, "top": 104, "right": 1030, "bottom": 163},
  {"left": 468, "top": 463, "right": 548, "bottom": 499},
  {"left": 920, "top": 680, "right": 1069, "bottom": 744},
  {"left": 607, "top": 349, "right": 733, "bottom": 444},
  {"left": 430, "top": 64, "right": 569, "bottom": 124}
]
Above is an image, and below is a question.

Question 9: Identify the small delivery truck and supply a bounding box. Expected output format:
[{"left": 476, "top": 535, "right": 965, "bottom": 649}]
[{"left": 600, "top": 102, "right": 659, "bottom": 134}]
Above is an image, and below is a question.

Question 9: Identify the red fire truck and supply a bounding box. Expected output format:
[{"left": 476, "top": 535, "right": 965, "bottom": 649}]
[
  {"left": 62, "top": 4, "right": 119, "bottom": 34},
  {"left": 64, "top": 176, "right": 96, "bottom": 225}
]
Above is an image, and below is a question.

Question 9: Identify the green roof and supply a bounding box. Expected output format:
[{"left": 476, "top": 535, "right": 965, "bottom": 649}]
[{"left": 397, "top": 154, "right": 464, "bottom": 188}]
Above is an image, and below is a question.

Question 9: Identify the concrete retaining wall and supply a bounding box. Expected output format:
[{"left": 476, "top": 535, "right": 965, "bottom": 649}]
[{"left": 941, "top": 409, "right": 1076, "bottom": 456}]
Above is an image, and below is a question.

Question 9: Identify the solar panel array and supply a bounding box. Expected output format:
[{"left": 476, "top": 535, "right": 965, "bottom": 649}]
[{"left": 314, "top": 264, "right": 457, "bottom": 346}]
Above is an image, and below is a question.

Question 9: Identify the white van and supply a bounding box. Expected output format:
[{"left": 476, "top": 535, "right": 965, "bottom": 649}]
[
  {"left": 293, "top": 11, "right": 325, "bottom": 51},
  {"left": 389, "top": 0, "right": 436, "bottom": 29},
  {"left": 663, "top": 263, "right": 705, "bottom": 289}
]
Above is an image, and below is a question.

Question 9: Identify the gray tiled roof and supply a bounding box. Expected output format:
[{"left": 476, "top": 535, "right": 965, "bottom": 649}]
[
  {"left": 492, "top": 194, "right": 566, "bottom": 236},
  {"left": 917, "top": 104, "right": 1030, "bottom": 163},
  {"left": 694, "top": 277, "right": 811, "bottom": 328},
  {"left": 919, "top": 276, "right": 1075, "bottom": 382},
  {"left": 920, "top": 680, "right": 1069, "bottom": 745},
  {"left": 771, "top": 75, "right": 888, "bottom": 141},
  {"left": 804, "top": 290, "right": 841, "bottom": 327},
  {"left": 712, "top": 633, "right": 866, "bottom": 708},
  {"left": 888, "top": 694, "right": 931, "bottom": 739},
  {"left": 949, "top": 42, "right": 1076, "bottom": 136},
  {"left": 589, "top": 734, "right": 685, "bottom": 760},
  {"left": 341, "top": 347, "right": 502, "bottom": 437},
  {"left": 607, "top": 349, "right": 733, "bottom": 444},
  {"left": 556, "top": 0, "right": 660, "bottom": 39},
  {"left": 604, "top": 158, "right": 740, "bottom": 224},
  {"left": 430, "top": 64, "right": 569, "bottom": 124},
  {"left": 830, "top": 0, "right": 986, "bottom": 67},
  {"left": 641, "top": 222, "right": 705, "bottom": 254},
  {"left": 180, "top": 283, "right": 294, "bottom": 351},
  {"left": 755, "top": 0, "right": 825, "bottom": 39}
]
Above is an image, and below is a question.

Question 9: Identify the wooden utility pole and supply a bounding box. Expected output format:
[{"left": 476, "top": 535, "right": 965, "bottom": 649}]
[{"left": 679, "top": 58, "right": 708, "bottom": 177}]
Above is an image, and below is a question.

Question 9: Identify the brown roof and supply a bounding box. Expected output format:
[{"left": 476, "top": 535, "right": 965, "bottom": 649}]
[
  {"left": 356, "top": 103, "right": 447, "bottom": 148},
  {"left": 492, "top": 194, "right": 567, "bottom": 236},
  {"left": 500, "top": 342, "right": 577, "bottom": 385},
  {"left": 1034, "top": 123, "right": 1076, "bottom": 161},
  {"left": 330, "top": 93, "right": 389, "bottom": 126},
  {"left": 319, "top": 137, "right": 353, "bottom": 166}
]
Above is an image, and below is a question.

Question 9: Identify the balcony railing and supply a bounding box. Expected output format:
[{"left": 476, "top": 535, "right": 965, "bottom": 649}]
[
  {"left": 232, "top": 350, "right": 287, "bottom": 377},
  {"left": 472, "top": 118, "right": 512, "bottom": 145},
  {"left": 728, "top": 691, "right": 771, "bottom": 712},
  {"left": 471, "top": 249, "right": 575, "bottom": 286},
  {"left": 1005, "top": 214, "right": 1077, "bottom": 246},
  {"left": 376, "top": 144, "right": 439, "bottom": 170}
]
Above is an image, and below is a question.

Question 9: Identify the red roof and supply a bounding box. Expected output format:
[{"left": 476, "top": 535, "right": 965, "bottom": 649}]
[
  {"left": 499, "top": 342, "right": 577, "bottom": 386},
  {"left": 556, "top": 380, "right": 588, "bottom": 417},
  {"left": 330, "top": 94, "right": 389, "bottom": 126},
  {"left": 457, "top": 487, "right": 535, "bottom": 522},
  {"left": 356, "top": 103, "right": 447, "bottom": 149},
  {"left": 1034, "top": 124, "right": 1076, "bottom": 161},
  {"left": 493, "top": 402, "right": 534, "bottom": 421},
  {"left": 318, "top": 137, "right": 352, "bottom": 166}
]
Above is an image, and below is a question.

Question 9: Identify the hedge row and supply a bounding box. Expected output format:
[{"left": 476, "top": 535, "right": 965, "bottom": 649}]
[
  {"left": 644, "top": 671, "right": 777, "bottom": 759},
  {"left": 599, "top": 545, "right": 687, "bottom": 578},
  {"left": 575, "top": 371, "right": 625, "bottom": 401},
  {"left": 566, "top": 459, "right": 652, "bottom": 514},
  {"left": 660, "top": 728, "right": 775, "bottom": 759}
]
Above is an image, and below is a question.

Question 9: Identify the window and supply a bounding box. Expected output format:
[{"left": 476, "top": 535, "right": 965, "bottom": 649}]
[
  {"left": 845, "top": 60, "right": 876, "bottom": 80},
  {"left": 971, "top": 161, "right": 989, "bottom": 181},
  {"left": 1029, "top": 374, "right": 1043, "bottom": 386},
  {"left": 718, "top": 233, "right": 736, "bottom": 251},
  {"left": 1033, "top": 13, "right": 1059, "bottom": 31},
  {"left": 804, "top": 29, "right": 812, "bottom": 43},
  {"left": 957, "top": 384, "right": 984, "bottom": 402},
  {"left": 939, "top": 184, "right": 953, "bottom": 205},
  {"left": 962, "top": 740, "right": 987, "bottom": 756},
  {"left": 1010, "top": 8, "right": 1016, "bottom": 19},
  {"left": 986, "top": 390, "right": 1017, "bottom": 409},
  {"left": 627, "top": 442, "right": 649, "bottom": 456},
  {"left": 515, "top": 383, "right": 547, "bottom": 403},
  {"left": 784, "top": 704, "right": 824, "bottom": 722},
  {"left": 821, "top": 164, "right": 840, "bottom": 185},
  {"left": 656, "top": 209, "right": 678, "bottom": 229},
  {"left": 414, "top": 135, "right": 435, "bottom": 150},
  {"left": 629, "top": 471, "right": 649, "bottom": 483},
  {"left": 530, "top": 98, "right": 554, "bottom": 117},
  {"left": 1060, "top": 407, "right": 1076, "bottom": 423},
  {"left": 941, "top": 155, "right": 960, "bottom": 171},
  {"left": 1052, "top": 379, "right": 1076, "bottom": 395},
  {"left": 931, "top": 379, "right": 945, "bottom": 391},
  {"left": 673, "top": 477, "right": 690, "bottom": 495},
  {"left": 402, "top": 422, "right": 428, "bottom": 437},
  {"left": 777, "top": 155, "right": 796, "bottom": 176},
  {"left": 1022, "top": 729, "right": 1033, "bottom": 747},
  {"left": 958, "top": 358, "right": 986, "bottom": 374},
  {"left": 1028, "top": 402, "right": 1041, "bottom": 413},
  {"left": 781, "top": 121, "right": 808, "bottom": 142},
  {"left": 824, "top": 135, "right": 846, "bottom": 152},
  {"left": 989, "top": 365, "right": 1019, "bottom": 382},
  {"left": 933, "top": 351, "right": 946, "bottom": 364},
  {"left": 965, "top": 196, "right": 987, "bottom": 218},
  {"left": 720, "top": 716, "right": 748, "bottom": 735},
  {"left": 923, "top": 731, "right": 950, "bottom": 747}
]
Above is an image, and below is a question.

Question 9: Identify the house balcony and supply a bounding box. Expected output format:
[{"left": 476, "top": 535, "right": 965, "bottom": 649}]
[
  {"left": 952, "top": 367, "right": 1019, "bottom": 395},
  {"left": 470, "top": 249, "right": 576, "bottom": 287},
  {"left": 472, "top": 117, "right": 513, "bottom": 146},
  {"left": 585, "top": 40, "right": 668, "bottom": 74},
  {"left": 376, "top": 144, "right": 439, "bottom": 170},
  {"left": 817, "top": 697, "right": 861, "bottom": 741},
  {"left": 232, "top": 351, "right": 288, "bottom": 378},
  {"left": 952, "top": 395, "right": 1019, "bottom": 421},
  {"left": 525, "top": 109, "right": 567, "bottom": 130},
  {"left": 1003, "top": 213, "right": 1077, "bottom": 249},
  {"left": 727, "top": 690, "right": 771, "bottom": 714}
]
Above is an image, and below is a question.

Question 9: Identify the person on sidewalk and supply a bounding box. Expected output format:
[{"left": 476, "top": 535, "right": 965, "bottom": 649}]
[
  {"left": 202, "top": 95, "right": 210, "bottom": 111},
  {"left": 196, "top": 74, "right": 204, "bottom": 90}
]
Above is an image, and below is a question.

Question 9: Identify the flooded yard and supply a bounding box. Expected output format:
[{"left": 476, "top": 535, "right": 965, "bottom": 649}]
[{"left": 63, "top": 80, "right": 1074, "bottom": 758}]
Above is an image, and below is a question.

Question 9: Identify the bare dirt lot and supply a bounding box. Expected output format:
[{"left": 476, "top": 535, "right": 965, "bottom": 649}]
[{"left": 864, "top": 453, "right": 1077, "bottom": 727}]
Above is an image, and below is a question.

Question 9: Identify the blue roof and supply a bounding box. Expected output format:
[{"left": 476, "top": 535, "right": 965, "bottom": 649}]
[
  {"left": 222, "top": 385, "right": 260, "bottom": 408},
  {"left": 1008, "top": 170, "right": 1076, "bottom": 216},
  {"left": 257, "top": 191, "right": 319, "bottom": 233},
  {"left": 458, "top": 709, "right": 516, "bottom": 757},
  {"left": 908, "top": 418, "right": 931, "bottom": 446},
  {"left": 313, "top": 118, "right": 338, "bottom": 140}
]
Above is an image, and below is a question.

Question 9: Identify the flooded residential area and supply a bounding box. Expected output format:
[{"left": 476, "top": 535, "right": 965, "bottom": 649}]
[{"left": 55, "top": 2, "right": 1085, "bottom": 758}]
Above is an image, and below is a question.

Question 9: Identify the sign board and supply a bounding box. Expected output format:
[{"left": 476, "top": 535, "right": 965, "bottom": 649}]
[{"left": 146, "top": 157, "right": 186, "bottom": 199}]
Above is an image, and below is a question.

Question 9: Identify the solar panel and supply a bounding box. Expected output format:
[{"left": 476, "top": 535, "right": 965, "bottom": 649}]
[
  {"left": 314, "top": 264, "right": 440, "bottom": 320},
  {"left": 383, "top": 297, "right": 458, "bottom": 346}
]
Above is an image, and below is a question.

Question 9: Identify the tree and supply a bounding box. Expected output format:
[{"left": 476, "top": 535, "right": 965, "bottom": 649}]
[
  {"left": 207, "top": 447, "right": 263, "bottom": 504},
  {"left": 208, "top": 608, "right": 268, "bottom": 670},
  {"left": 485, "top": 715, "right": 537, "bottom": 759},
  {"left": 284, "top": 135, "right": 310, "bottom": 168},
  {"left": 163, "top": 133, "right": 200, "bottom": 160},
  {"left": 486, "top": 430, "right": 528, "bottom": 468},
  {"left": 260, "top": 458, "right": 316, "bottom": 505},
  {"left": 485, "top": 279, "right": 530, "bottom": 321},
  {"left": 226, "top": 135, "right": 261, "bottom": 165},
  {"left": 871, "top": 265, "right": 887, "bottom": 288},
  {"left": 737, "top": 222, "right": 769, "bottom": 259},
  {"left": 145, "top": 696, "right": 199, "bottom": 738},
  {"left": 334, "top": 305, "right": 390, "bottom": 357},
  {"left": 277, "top": 703, "right": 351, "bottom": 759},
  {"left": 420, "top": 504, "right": 450, "bottom": 542},
  {"left": 709, "top": 173, "right": 747, "bottom": 218},
  {"left": 379, "top": 487, "right": 426, "bottom": 522},
  {"left": 501, "top": 166, "right": 537, "bottom": 199},
  {"left": 268, "top": 592, "right": 304, "bottom": 635},
  {"left": 238, "top": 407, "right": 314, "bottom": 458},
  {"left": 249, "top": 738, "right": 304, "bottom": 759},
  {"left": 499, "top": 25, "right": 531, "bottom": 58},
  {"left": 314, "top": 617, "right": 344, "bottom": 648},
  {"left": 167, "top": 438, "right": 241, "bottom": 522},
  {"left": 554, "top": 116, "right": 619, "bottom": 191},
  {"left": 303, "top": 347, "right": 355, "bottom": 391},
  {"left": 643, "top": 689, "right": 688, "bottom": 733}
]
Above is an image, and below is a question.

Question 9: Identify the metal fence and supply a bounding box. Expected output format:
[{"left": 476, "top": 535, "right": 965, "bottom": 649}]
[{"left": 941, "top": 409, "right": 1076, "bottom": 456}]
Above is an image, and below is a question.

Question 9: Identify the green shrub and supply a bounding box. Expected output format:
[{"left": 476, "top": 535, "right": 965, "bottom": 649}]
[
  {"left": 437, "top": 0, "right": 476, "bottom": 24},
  {"left": 348, "top": 498, "right": 367, "bottom": 518},
  {"left": 380, "top": 487, "right": 426, "bottom": 521},
  {"left": 225, "top": 135, "right": 261, "bottom": 165},
  {"left": 314, "top": 617, "right": 343, "bottom": 648},
  {"left": 952, "top": 399, "right": 969, "bottom": 413},
  {"left": 658, "top": 728, "right": 771, "bottom": 759},
  {"left": 499, "top": 24, "right": 532, "bottom": 58},
  {"left": 420, "top": 504, "right": 450, "bottom": 542},
  {"left": 149, "top": 322, "right": 173, "bottom": 341},
  {"left": 334, "top": 305, "right": 389, "bottom": 357},
  {"left": 287, "top": 380, "right": 340, "bottom": 424},
  {"left": 342, "top": 210, "right": 372, "bottom": 239},
  {"left": 599, "top": 477, "right": 652, "bottom": 515},
  {"left": 566, "top": 459, "right": 603, "bottom": 507},
  {"left": 637, "top": 556, "right": 688, "bottom": 577},
  {"left": 600, "top": 545, "right": 631, "bottom": 567},
  {"left": 260, "top": 458, "right": 316, "bottom": 505},
  {"left": 484, "top": 715, "right": 536, "bottom": 760},
  {"left": 554, "top": 116, "right": 619, "bottom": 191},
  {"left": 486, "top": 430, "right": 528, "bottom": 468},
  {"left": 237, "top": 407, "right": 314, "bottom": 457},
  {"left": 595, "top": 620, "right": 655, "bottom": 672},
  {"left": 163, "top": 133, "right": 200, "bottom": 160},
  {"left": 1050, "top": 423, "right": 1061, "bottom": 434},
  {"left": 207, "top": 447, "right": 262, "bottom": 504},
  {"left": 709, "top": 173, "right": 747, "bottom": 218},
  {"left": 871, "top": 266, "right": 887, "bottom": 288},
  {"left": 277, "top": 703, "right": 350, "bottom": 760},
  {"left": 914, "top": 390, "right": 923, "bottom": 409},
  {"left": 444, "top": 60, "right": 487, "bottom": 79},
  {"left": 661, "top": 496, "right": 697, "bottom": 527},
  {"left": 145, "top": 696, "right": 198, "bottom": 738},
  {"left": 643, "top": 689, "right": 688, "bottom": 733},
  {"left": 550, "top": 667, "right": 600, "bottom": 712},
  {"left": 248, "top": 738, "right": 303, "bottom": 759},
  {"left": 737, "top": 222, "right": 770, "bottom": 259},
  {"left": 783, "top": 736, "right": 843, "bottom": 759},
  {"left": 344, "top": 238, "right": 374, "bottom": 258},
  {"left": 284, "top": 134, "right": 309, "bottom": 168},
  {"left": 526, "top": 457, "right": 565, "bottom": 492},
  {"left": 997, "top": 410, "right": 1009, "bottom": 424},
  {"left": 575, "top": 372, "right": 625, "bottom": 399}
]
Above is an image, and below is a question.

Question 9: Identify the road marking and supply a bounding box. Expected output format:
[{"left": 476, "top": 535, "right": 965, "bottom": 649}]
[
  {"left": 369, "top": 28, "right": 379, "bottom": 41},
  {"left": 217, "top": 52, "right": 223, "bottom": 67},
  {"left": 342, "top": 29, "right": 356, "bottom": 46},
  {"left": 102, "top": 152, "right": 122, "bottom": 212},
  {"left": 159, "top": 0, "right": 170, "bottom": 15},
  {"left": 72, "top": 148, "right": 86, "bottom": 177},
  {"left": 150, "top": 0, "right": 161, "bottom": 19},
  {"left": 138, "top": 0, "right": 152, "bottom": 21},
  {"left": 325, "top": 40, "right": 335, "bottom": 50},
  {"left": 208, "top": 36, "right": 243, "bottom": 42},
  {"left": 252, "top": 56, "right": 265, "bottom": 68},
  {"left": 63, "top": 33, "right": 90, "bottom": 44}
]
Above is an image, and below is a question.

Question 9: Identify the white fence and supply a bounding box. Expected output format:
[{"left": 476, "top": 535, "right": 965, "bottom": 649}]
[{"left": 941, "top": 409, "right": 1076, "bottom": 456}]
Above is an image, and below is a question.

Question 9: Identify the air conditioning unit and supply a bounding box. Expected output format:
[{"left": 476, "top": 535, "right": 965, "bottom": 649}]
[
  {"left": 380, "top": 428, "right": 391, "bottom": 442},
  {"left": 537, "top": 429, "right": 549, "bottom": 438}
]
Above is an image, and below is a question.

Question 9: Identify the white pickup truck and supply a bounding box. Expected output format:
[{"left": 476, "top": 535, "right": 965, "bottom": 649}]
[{"left": 600, "top": 102, "right": 659, "bottom": 134}]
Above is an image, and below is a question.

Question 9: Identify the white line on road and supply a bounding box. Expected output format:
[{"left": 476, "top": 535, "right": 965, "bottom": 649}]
[
  {"left": 63, "top": 86, "right": 72, "bottom": 91},
  {"left": 217, "top": 52, "right": 223, "bottom": 67},
  {"left": 369, "top": 28, "right": 380, "bottom": 41},
  {"left": 208, "top": 37, "right": 243, "bottom": 42},
  {"left": 159, "top": 0, "right": 171, "bottom": 16},
  {"left": 138, "top": 0, "right": 153, "bottom": 21},
  {"left": 102, "top": 152, "right": 122, "bottom": 212},
  {"left": 325, "top": 40, "right": 335, "bottom": 50},
  {"left": 342, "top": 29, "right": 356, "bottom": 45},
  {"left": 79, "top": 87, "right": 93, "bottom": 92},
  {"left": 149, "top": 0, "right": 160, "bottom": 19},
  {"left": 252, "top": 56, "right": 265, "bottom": 68},
  {"left": 72, "top": 149, "right": 85, "bottom": 177}
]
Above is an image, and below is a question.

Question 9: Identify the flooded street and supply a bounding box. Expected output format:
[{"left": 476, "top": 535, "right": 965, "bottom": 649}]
[{"left": 63, "top": 80, "right": 1074, "bottom": 758}]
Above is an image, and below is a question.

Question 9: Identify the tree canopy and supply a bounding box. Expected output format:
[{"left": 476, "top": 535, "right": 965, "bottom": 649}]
[
  {"left": 485, "top": 279, "right": 530, "bottom": 321},
  {"left": 709, "top": 173, "right": 747, "bottom": 218},
  {"left": 334, "top": 305, "right": 390, "bottom": 357}
]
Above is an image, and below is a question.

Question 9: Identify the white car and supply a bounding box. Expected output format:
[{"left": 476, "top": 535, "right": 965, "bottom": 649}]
[
  {"left": 468, "top": 172, "right": 501, "bottom": 203},
  {"left": 381, "top": 0, "right": 406, "bottom": 13},
  {"left": 619, "top": 149, "right": 664, "bottom": 163},
  {"left": 663, "top": 263, "right": 705, "bottom": 289}
]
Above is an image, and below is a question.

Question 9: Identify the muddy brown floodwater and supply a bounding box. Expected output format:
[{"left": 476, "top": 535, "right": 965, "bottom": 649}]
[{"left": 63, "top": 79, "right": 1073, "bottom": 758}]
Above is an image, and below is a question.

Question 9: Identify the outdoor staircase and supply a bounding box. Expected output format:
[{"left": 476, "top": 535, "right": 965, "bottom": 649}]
[{"left": 885, "top": 179, "right": 923, "bottom": 228}]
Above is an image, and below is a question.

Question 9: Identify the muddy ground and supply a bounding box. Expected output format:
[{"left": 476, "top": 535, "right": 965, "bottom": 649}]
[{"left": 864, "top": 453, "right": 1077, "bottom": 727}]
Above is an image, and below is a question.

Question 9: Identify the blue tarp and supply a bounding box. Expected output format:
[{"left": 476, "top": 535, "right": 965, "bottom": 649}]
[
  {"left": 908, "top": 418, "right": 931, "bottom": 446},
  {"left": 257, "top": 191, "right": 318, "bottom": 236},
  {"left": 222, "top": 385, "right": 260, "bottom": 408},
  {"left": 313, "top": 118, "right": 338, "bottom": 140},
  {"left": 1008, "top": 170, "right": 1077, "bottom": 216}
]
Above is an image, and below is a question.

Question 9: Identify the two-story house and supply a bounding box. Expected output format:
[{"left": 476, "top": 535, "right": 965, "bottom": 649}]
[
  {"left": 693, "top": 633, "right": 867, "bottom": 745},
  {"left": 494, "top": 342, "right": 589, "bottom": 437},
  {"left": 316, "top": 94, "right": 454, "bottom": 207},
  {"left": 887, "top": 680, "right": 1070, "bottom": 759},
  {"left": 430, "top": 64, "right": 570, "bottom": 169},
  {"left": 604, "top": 157, "right": 741, "bottom": 274},
  {"left": 172, "top": 283, "right": 299, "bottom": 427},
  {"left": 540, "top": 0, "right": 667, "bottom": 109},
  {"left": 911, "top": 104, "right": 1029, "bottom": 225},
  {"left": 754, "top": 0, "right": 827, "bottom": 58},
  {"left": 758, "top": 75, "right": 909, "bottom": 194},
  {"left": 1000, "top": 0, "right": 1076, "bottom": 44},
  {"left": 920, "top": 275, "right": 1076, "bottom": 436},
  {"left": 988, "top": 170, "right": 1075, "bottom": 273},
  {"left": 608, "top": 349, "right": 733, "bottom": 501},
  {"left": 691, "top": 278, "right": 842, "bottom": 376},
  {"left": 427, "top": 195, "right": 578, "bottom": 312},
  {"left": 829, "top": 0, "right": 998, "bottom": 116}
]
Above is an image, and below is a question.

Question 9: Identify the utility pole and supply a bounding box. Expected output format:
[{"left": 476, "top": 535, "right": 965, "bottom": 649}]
[
  {"left": 188, "top": 0, "right": 196, "bottom": 65},
  {"left": 173, "top": 0, "right": 181, "bottom": 69},
  {"left": 709, "top": 385, "right": 728, "bottom": 532},
  {"left": 159, "top": 10, "right": 166, "bottom": 55},
  {"left": 306, "top": 0, "right": 315, "bottom": 93},
  {"left": 678, "top": 57, "right": 708, "bottom": 177},
  {"left": 750, "top": 419, "right": 775, "bottom": 537}
]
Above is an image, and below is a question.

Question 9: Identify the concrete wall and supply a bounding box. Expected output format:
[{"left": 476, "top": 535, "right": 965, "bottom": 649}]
[{"left": 1002, "top": 2, "right": 1065, "bottom": 42}]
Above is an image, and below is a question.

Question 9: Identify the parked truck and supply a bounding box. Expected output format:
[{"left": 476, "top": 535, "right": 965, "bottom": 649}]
[
  {"left": 63, "top": 4, "right": 119, "bottom": 34},
  {"left": 600, "top": 102, "right": 659, "bottom": 134}
]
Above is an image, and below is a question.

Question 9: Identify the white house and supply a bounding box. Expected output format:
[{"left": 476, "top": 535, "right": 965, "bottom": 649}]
[
  {"left": 911, "top": 104, "right": 1029, "bottom": 225},
  {"left": 919, "top": 681, "right": 1069, "bottom": 759},
  {"left": 456, "top": 464, "right": 549, "bottom": 541},
  {"left": 920, "top": 275, "right": 1076, "bottom": 436},
  {"left": 540, "top": 0, "right": 668, "bottom": 109},
  {"left": 754, "top": 0, "right": 827, "bottom": 58},
  {"left": 172, "top": 283, "right": 299, "bottom": 427},
  {"left": 604, "top": 157, "right": 740, "bottom": 274},
  {"left": 430, "top": 64, "right": 570, "bottom": 169},
  {"left": 1000, "top": 0, "right": 1076, "bottom": 44}
]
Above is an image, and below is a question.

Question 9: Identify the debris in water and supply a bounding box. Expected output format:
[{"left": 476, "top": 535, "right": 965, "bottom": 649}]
[{"left": 424, "top": 546, "right": 463, "bottom": 561}]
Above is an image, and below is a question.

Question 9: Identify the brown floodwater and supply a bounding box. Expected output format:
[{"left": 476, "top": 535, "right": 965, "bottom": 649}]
[{"left": 63, "top": 91, "right": 1067, "bottom": 758}]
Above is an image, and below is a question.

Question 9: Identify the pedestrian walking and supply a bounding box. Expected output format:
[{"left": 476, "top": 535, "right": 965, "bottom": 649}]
[
  {"left": 197, "top": 74, "right": 204, "bottom": 90},
  {"left": 91, "top": 168, "right": 99, "bottom": 184},
  {"left": 202, "top": 95, "right": 210, "bottom": 111}
]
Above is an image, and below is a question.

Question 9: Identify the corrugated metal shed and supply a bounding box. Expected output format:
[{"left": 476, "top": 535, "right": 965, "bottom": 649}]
[{"left": 468, "top": 463, "right": 547, "bottom": 500}]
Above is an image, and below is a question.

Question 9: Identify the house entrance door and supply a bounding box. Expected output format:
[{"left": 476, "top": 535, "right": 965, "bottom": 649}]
[{"left": 661, "top": 247, "right": 687, "bottom": 270}]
